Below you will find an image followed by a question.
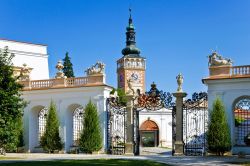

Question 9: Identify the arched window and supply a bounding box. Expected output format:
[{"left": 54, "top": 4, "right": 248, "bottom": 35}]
[
  {"left": 38, "top": 108, "right": 48, "bottom": 141},
  {"left": 234, "top": 98, "right": 250, "bottom": 146},
  {"left": 73, "top": 107, "right": 84, "bottom": 145}
]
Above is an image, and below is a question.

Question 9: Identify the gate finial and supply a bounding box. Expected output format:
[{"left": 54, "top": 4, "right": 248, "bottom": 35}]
[{"left": 176, "top": 73, "right": 183, "bottom": 92}]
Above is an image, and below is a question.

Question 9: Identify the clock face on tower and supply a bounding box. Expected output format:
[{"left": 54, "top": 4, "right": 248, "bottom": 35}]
[
  {"left": 131, "top": 72, "right": 139, "bottom": 81},
  {"left": 127, "top": 71, "right": 141, "bottom": 83}
]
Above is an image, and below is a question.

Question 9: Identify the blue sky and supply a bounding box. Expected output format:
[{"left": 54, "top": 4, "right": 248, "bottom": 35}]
[{"left": 1, "top": 0, "right": 250, "bottom": 95}]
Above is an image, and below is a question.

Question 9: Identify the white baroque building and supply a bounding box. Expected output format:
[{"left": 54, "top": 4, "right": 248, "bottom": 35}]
[
  {"left": 0, "top": 38, "right": 112, "bottom": 153},
  {"left": 203, "top": 51, "right": 250, "bottom": 154},
  {"left": 0, "top": 36, "right": 173, "bottom": 154}
]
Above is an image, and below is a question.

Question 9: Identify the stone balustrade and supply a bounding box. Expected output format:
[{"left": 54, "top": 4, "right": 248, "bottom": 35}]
[
  {"left": 209, "top": 65, "right": 250, "bottom": 78},
  {"left": 231, "top": 65, "right": 250, "bottom": 76},
  {"left": 21, "top": 74, "right": 105, "bottom": 91}
]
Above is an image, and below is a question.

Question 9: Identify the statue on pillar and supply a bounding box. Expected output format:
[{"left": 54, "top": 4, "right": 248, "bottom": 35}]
[
  {"left": 208, "top": 51, "right": 233, "bottom": 66},
  {"left": 127, "top": 79, "right": 135, "bottom": 96}
]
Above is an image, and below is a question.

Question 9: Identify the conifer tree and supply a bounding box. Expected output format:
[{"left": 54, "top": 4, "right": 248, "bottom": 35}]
[
  {"left": 40, "top": 101, "right": 63, "bottom": 153},
  {"left": 0, "top": 46, "right": 26, "bottom": 152},
  {"left": 63, "top": 52, "right": 74, "bottom": 78},
  {"left": 79, "top": 101, "right": 102, "bottom": 153},
  {"left": 207, "top": 98, "right": 231, "bottom": 156}
]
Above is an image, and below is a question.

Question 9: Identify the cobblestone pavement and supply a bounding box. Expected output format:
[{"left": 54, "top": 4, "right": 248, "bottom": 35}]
[{"left": 0, "top": 152, "right": 249, "bottom": 166}]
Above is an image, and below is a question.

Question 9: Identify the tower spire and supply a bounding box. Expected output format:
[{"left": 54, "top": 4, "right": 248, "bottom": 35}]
[
  {"left": 129, "top": 8, "right": 132, "bottom": 25},
  {"left": 121, "top": 8, "right": 141, "bottom": 56}
]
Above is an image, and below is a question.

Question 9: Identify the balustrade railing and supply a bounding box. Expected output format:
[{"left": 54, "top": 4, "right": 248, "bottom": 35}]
[
  {"left": 22, "top": 75, "right": 104, "bottom": 90},
  {"left": 31, "top": 79, "right": 54, "bottom": 89},
  {"left": 231, "top": 65, "right": 250, "bottom": 76},
  {"left": 66, "top": 77, "right": 89, "bottom": 86}
]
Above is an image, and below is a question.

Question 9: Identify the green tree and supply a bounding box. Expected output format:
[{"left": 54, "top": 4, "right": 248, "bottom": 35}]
[
  {"left": 0, "top": 46, "right": 26, "bottom": 152},
  {"left": 207, "top": 98, "right": 231, "bottom": 156},
  {"left": 40, "top": 101, "right": 63, "bottom": 153},
  {"left": 62, "top": 52, "right": 74, "bottom": 78},
  {"left": 17, "top": 118, "right": 24, "bottom": 148},
  {"left": 110, "top": 88, "right": 127, "bottom": 106},
  {"left": 79, "top": 101, "right": 102, "bottom": 153}
]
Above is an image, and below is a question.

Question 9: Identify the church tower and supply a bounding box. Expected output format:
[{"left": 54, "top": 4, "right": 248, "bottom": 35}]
[{"left": 117, "top": 9, "right": 146, "bottom": 95}]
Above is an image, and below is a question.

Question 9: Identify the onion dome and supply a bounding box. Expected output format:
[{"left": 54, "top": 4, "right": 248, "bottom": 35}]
[{"left": 121, "top": 8, "right": 141, "bottom": 56}]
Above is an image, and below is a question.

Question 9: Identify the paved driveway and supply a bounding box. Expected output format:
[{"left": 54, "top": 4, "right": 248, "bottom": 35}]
[{"left": 0, "top": 153, "right": 249, "bottom": 166}]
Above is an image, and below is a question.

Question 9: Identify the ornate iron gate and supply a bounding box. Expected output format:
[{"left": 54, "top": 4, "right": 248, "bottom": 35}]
[
  {"left": 183, "top": 92, "right": 208, "bottom": 156},
  {"left": 133, "top": 83, "right": 175, "bottom": 155},
  {"left": 107, "top": 97, "right": 126, "bottom": 155}
]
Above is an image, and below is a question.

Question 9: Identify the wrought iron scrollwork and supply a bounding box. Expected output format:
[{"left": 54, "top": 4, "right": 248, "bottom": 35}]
[
  {"left": 107, "top": 96, "right": 127, "bottom": 155},
  {"left": 107, "top": 97, "right": 126, "bottom": 110},
  {"left": 183, "top": 92, "right": 208, "bottom": 156},
  {"left": 184, "top": 92, "right": 208, "bottom": 108},
  {"left": 134, "top": 82, "right": 175, "bottom": 111}
]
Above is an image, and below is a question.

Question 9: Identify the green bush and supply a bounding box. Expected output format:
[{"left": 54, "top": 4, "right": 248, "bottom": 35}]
[
  {"left": 207, "top": 98, "right": 231, "bottom": 156},
  {"left": 40, "top": 101, "right": 63, "bottom": 153},
  {"left": 79, "top": 101, "right": 102, "bottom": 153}
]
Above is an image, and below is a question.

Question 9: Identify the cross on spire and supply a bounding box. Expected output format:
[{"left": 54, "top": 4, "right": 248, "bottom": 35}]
[{"left": 129, "top": 8, "right": 133, "bottom": 25}]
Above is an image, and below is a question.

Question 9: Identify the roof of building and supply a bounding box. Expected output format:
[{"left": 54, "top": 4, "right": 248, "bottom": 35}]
[{"left": 0, "top": 38, "right": 47, "bottom": 46}]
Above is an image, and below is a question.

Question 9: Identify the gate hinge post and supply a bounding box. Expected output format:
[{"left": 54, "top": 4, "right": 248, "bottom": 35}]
[{"left": 173, "top": 92, "right": 187, "bottom": 156}]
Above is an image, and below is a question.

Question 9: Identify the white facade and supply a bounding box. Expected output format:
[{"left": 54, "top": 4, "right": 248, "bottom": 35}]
[
  {"left": 0, "top": 39, "right": 49, "bottom": 80},
  {"left": 0, "top": 38, "right": 114, "bottom": 153},
  {"left": 203, "top": 77, "right": 250, "bottom": 154},
  {"left": 22, "top": 85, "right": 112, "bottom": 153},
  {"left": 139, "top": 108, "right": 172, "bottom": 147}
]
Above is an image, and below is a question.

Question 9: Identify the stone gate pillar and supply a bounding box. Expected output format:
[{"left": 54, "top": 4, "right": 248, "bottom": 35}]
[
  {"left": 125, "top": 95, "right": 134, "bottom": 155},
  {"left": 173, "top": 73, "right": 187, "bottom": 155},
  {"left": 173, "top": 92, "right": 187, "bottom": 155}
]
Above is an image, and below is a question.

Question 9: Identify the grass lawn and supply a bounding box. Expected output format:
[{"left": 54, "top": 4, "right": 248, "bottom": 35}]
[{"left": 0, "top": 159, "right": 169, "bottom": 166}]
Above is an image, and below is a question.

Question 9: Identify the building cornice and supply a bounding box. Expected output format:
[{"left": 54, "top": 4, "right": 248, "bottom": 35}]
[{"left": 0, "top": 38, "right": 47, "bottom": 46}]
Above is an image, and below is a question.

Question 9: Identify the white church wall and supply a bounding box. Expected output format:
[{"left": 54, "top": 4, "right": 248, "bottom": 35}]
[
  {"left": 139, "top": 108, "right": 172, "bottom": 147},
  {"left": 205, "top": 78, "right": 250, "bottom": 154},
  {"left": 21, "top": 85, "right": 112, "bottom": 153},
  {"left": 0, "top": 39, "right": 49, "bottom": 80}
]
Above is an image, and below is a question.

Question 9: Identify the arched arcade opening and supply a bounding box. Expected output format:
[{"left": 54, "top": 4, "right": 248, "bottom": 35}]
[{"left": 139, "top": 120, "right": 159, "bottom": 147}]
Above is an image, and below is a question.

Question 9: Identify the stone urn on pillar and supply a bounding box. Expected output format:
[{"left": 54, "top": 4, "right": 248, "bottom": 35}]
[
  {"left": 55, "top": 60, "right": 66, "bottom": 79},
  {"left": 173, "top": 73, "right": 187, "bottom": 156},
  {"left": 176, "top": 73, "right": 183, "bottom": 92},
  {"left": 54, "top": 60, "right": 67, "bottom": 87}
]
